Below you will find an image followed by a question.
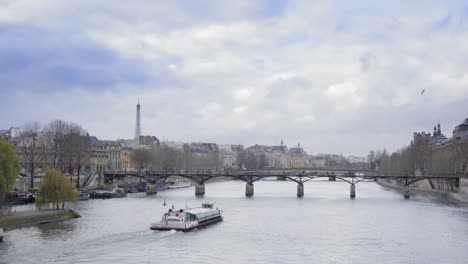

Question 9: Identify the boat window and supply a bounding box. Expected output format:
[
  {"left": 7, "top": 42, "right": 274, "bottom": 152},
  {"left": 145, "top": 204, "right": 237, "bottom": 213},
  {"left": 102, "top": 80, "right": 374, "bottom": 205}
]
[{"left": 187, "top": 213, "right": 197, "bottom": 221}]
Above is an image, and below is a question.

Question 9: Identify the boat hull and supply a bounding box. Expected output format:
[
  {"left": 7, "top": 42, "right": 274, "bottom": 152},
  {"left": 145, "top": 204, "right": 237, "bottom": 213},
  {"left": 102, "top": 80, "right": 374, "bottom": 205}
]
[
  {"left": 166, "top": 184, "right": 191, "bottom": 189},
  {"left": 90, "top": 191, "right": 127, "bottom": 199},
  {"left": 150, "top": 216, "right": 223, "bottom": 232}
]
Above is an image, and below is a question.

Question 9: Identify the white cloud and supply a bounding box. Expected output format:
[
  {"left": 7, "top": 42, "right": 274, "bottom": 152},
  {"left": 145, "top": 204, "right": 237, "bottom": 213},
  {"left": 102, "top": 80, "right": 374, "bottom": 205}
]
[
  {"left": 2, "top": 0, "right": 468, "bottom": 155},
  {"left": 234, "top": 89, "right": 252, "bottom": 101}
]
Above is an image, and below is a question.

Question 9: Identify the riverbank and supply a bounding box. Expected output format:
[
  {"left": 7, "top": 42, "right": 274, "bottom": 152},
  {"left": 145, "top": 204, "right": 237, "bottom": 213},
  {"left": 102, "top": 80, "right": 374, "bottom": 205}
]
[
  {"left": 377, "top": 179, "right": 468, "bottom": 205},
  {"left": 0, "top": 209, "right": 81, "bottom": 230}
]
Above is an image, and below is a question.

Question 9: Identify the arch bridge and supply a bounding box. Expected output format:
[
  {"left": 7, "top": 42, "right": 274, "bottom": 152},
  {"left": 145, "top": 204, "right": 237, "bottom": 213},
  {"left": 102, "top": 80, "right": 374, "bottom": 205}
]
[{"left": 103, "top": 170, "right": 460, "bottom": 199}]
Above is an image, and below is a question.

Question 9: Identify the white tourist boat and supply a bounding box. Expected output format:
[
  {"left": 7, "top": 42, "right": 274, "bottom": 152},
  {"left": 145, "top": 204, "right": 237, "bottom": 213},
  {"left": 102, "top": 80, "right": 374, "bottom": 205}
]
[
  {"left": 0, "top": 228, "right": 4, "bottom": 242},
  {"left": 166, "top": 179, "right": 191, "bottom": 189},
  {"left": 150, "top": 203, "right": 223, "bottom": 231}
]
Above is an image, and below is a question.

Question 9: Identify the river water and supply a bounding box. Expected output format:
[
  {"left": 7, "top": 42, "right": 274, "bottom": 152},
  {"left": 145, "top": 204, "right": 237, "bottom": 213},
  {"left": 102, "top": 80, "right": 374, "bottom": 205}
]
[{"left": 1, "top": 180, "right": 468, "bottom": 264}]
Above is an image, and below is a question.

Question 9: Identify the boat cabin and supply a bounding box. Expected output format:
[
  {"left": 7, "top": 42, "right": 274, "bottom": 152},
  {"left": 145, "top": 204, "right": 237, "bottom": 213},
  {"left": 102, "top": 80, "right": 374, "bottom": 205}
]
[{"left": 201, "top": 202, "right": 214, "bottom": 209}]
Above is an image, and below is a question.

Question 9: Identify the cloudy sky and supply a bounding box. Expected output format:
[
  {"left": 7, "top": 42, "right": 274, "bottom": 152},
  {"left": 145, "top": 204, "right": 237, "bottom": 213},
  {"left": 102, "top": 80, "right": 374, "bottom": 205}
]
[{"left": 1, "top": 0, "right": 468, "bottom": 155}]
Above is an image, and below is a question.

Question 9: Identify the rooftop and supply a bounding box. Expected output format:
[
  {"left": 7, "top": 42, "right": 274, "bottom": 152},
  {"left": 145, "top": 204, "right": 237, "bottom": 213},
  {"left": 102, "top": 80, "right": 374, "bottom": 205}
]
[{"left": 453, "top": 118, "right": 468, "bottom": 133}]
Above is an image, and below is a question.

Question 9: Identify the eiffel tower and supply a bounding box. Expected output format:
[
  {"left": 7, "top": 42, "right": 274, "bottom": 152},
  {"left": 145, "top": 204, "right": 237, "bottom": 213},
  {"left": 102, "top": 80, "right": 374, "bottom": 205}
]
[{"left": 135, "top": 100, "right": 141, "bottom": 140}]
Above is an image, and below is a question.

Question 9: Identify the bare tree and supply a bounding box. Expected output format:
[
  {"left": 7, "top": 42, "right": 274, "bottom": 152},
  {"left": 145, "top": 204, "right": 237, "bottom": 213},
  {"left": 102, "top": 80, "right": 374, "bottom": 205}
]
[
  {"left": 44, "top": 120, "right": 68, "bottom": 169},
  {"left": 160, "top": 147, "right": 179, "bottom": 171},
  {"left": 257, "top": 153, "right": 267, "bottom": 170},
  {"left": 411, "top": 137, "right": 431, "bottom": 175},
  {"left": 133, "top": 148, "right": 153, "bottom": 170},
  {"left": 245, "top": 151, "right": 257, "bottom": 170},
  {"left": 236, "top": 150, "right": 246, "bottom": 169},
  {"left": 74, "top": 134, "right": 90, "bottom": 188},
  {"left": 454, "top": 140, "right": 468, "bottom": 173},
  {"left": 19, "top": 122, "right": 45, "bottom": 189},
  {"left": 61, "top": 123, "right": 89, "bottom": 188}
]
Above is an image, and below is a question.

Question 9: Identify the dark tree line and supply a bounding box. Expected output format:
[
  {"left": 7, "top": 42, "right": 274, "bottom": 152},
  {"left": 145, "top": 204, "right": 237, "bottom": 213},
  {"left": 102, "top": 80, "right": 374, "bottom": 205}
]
[
  {"left": 236, "top": 150, "right": 267, "bottom": 170},
  {"left": 132, "top": 146, "right": 221, "bottom": 172},
  {"left": 369, "top": 137, "right": 468, "bottom": 176}
]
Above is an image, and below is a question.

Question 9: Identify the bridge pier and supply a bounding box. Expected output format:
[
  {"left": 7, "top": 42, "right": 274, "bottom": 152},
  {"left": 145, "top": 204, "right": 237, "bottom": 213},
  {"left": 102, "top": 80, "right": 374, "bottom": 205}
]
[
  {"left": 403, "top": 189, "right": 410, "bottom": 199},
  {"left": 245, "top": 183, "right": 254, "bottom": 196},
  {"left": 297, "top": 183, "right": 304, "bottom": 197},
  {"left": 146, "top": 184, "right": 158, "bottom": 195},
  {"left": 195, "top": 184, "right": 205, "bottom": 196},
  {"left": 350, "top": 184, "right": 356, "bottom": 199}
]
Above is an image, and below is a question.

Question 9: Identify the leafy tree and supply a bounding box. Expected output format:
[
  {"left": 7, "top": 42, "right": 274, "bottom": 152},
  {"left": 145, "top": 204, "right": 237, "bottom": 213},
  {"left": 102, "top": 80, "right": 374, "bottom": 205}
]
[
  {"left": 0, "top": 137, "right": 21, "bottom": 203},
  {"left": 36, "top": 169, "right": 77, "bottom": 209}
]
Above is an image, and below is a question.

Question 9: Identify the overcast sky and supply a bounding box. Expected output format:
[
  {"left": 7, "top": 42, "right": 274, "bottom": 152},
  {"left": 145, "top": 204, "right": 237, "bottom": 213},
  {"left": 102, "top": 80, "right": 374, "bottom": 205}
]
[{"left": 1, "top": 0, "right": 468, "bottom": 155}]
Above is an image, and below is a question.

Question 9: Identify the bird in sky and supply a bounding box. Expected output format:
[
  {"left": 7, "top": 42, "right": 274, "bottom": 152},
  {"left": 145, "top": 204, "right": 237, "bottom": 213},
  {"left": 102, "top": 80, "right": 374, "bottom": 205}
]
[{"left": 421, "top": 89, "right": 425, "bottom": 95}]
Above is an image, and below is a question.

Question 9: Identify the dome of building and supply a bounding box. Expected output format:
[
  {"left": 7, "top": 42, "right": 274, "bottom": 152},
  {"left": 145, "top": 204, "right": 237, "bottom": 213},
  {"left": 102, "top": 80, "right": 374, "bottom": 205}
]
[{"left": 453, "top": 118, "right": 468, "bottom": 137}]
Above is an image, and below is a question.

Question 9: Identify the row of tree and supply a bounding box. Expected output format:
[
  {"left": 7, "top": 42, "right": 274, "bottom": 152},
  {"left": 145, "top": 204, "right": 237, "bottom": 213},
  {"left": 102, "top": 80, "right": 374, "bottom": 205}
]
[
  {"left": 236, "top": 151, "right": 267, "bottom": 170},
  {"left": 133, "top": 147, "right": 222, "bottom": 171},
  {"left": 368, "top": 138, "right": 468, "bottom": 176},
  {"left": 18, "top": 120, "right": 90, "bottom": 189},
  {"left": 1, "top": 137, "right": 76, "bottom": 208},
  {"left": 133, "top": 147, "right": 274, "bottom": 172}
]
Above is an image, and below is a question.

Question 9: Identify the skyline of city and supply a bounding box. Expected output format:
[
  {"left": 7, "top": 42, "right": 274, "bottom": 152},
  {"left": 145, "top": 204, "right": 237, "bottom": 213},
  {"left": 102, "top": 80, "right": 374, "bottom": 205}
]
[{"left": 2, "top": 99, "right": 467, "bottom": 157}]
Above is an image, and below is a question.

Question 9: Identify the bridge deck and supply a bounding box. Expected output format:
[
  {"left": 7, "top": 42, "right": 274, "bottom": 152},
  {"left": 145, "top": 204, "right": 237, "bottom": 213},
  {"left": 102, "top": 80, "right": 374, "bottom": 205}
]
[{"left": 103, "top": 170, "right": 460, "bottom": 185}]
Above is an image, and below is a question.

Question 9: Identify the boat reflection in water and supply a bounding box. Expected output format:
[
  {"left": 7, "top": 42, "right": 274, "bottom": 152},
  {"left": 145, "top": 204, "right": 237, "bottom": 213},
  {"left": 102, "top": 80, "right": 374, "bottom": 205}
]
[
  {"left": 150, "top": 203, "right": 223, "bottom": 232},
  {"left": 90, "top": 188, "right": 127, "bottom": 199}
]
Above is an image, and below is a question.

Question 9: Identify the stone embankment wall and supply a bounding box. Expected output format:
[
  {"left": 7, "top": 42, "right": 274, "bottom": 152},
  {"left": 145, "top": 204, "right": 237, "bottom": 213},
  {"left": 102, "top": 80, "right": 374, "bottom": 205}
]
[
  {"left": 377, "top": 178, "right": 457, "bottom": 192},
  {"left": 0, "top": 209, "right": 81, "bottom": 229},
  {"left": 458, "top": 178, "right": 468, "bottom": 194},
  {"left": 450, "top": 178, "right": 468, "bottom": 203},
  {"left": 412, "top": 178, "right": 457, "bottom": 192},
  {"left": 378, "top": 177, "right": 468, "bottom": 204}
]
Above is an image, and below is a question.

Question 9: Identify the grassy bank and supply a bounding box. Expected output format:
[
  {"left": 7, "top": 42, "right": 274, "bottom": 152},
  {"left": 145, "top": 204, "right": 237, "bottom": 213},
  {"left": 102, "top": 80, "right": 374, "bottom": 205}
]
[{"left": 0, "top": 209, "right": 81, "bottom": 230}]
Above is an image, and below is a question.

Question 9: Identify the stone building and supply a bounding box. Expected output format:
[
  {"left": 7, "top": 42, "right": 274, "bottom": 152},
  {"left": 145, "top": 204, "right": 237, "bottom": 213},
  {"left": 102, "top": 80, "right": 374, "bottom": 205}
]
[
  {"left": 0, "top": 127, "right": 20, "bottom": 140},
  {"left": 106, "top": 140, "right": 134, "bottom": 171},
  {"left": 85, "top": 137, "right": 109, "bottom": 174},
  {"left": 246, "top": 140, "right": 309, "bottom": 169},
  {"left": 247, "top": 142, "right": 287, "bottom": 168},
  {"left": 453, "top": 118, "right": 468, "bottom": 140},
  {"left": 139, "top": 135, "right": 160, "bottom": 147},
  {"left": 86, "top": 139, "right": 134, "bottom": 171},
  {"left": 431, "top": 120, "right": 468, "bottom": 174},
  {"left": 309, "top": 155, "right": 327, "bottom": 168},
  {"left": 218, "top": 144, "right": 243, "bottom": 169},
  {"left": 288, "top": 143, "right": 309, "bottom": 168}
]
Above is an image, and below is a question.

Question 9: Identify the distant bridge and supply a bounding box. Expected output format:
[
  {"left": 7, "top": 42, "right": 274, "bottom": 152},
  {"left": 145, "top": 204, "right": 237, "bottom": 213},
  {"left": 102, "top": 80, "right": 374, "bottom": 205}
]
[{"left": 103, "top": 170, "right": 461, "bottom": 199}]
